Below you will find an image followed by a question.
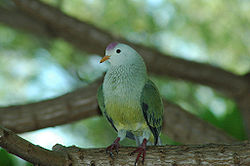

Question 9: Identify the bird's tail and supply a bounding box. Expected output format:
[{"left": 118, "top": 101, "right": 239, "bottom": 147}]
[{"left": 156, "top": 137, "right": 162, "bottom": 146}]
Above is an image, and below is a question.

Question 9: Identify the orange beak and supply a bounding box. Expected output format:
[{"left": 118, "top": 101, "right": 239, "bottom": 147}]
[{"left": 100, "top": 55, "right": 110, "bottom": 63}]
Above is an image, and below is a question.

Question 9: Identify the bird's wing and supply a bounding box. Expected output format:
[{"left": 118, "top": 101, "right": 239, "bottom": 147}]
[
  {"left": 140, "top": 79, "right": 164, "bottom": 145},
  {"left": 97, "top": 84, "right": 135, "bottom": 140},
  {"left": 97, "top": 84, "right": 118, "bottom": 132}
]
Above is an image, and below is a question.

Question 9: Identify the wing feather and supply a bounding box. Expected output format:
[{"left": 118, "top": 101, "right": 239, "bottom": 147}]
[{"left": 140, "top": 80, "right": 163, "bottom": 145}]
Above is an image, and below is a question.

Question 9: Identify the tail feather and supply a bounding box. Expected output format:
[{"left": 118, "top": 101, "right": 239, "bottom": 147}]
[{"left": 157, "top": 137, "right": 162, "bottom": 146}]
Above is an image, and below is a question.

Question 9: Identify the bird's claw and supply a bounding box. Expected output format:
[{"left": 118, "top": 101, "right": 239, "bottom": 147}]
[
  {"left": 130, "top": 147, "right": 146, "bottom": 165},
  {"left": 130, "top": 138, "right": 147, "bottom": 165},
  {"left": 106, "top": 143, "right": 120, "bottom": 156},
  {"left": 106, "top": 137, "right": 120, "bottom": 158}
]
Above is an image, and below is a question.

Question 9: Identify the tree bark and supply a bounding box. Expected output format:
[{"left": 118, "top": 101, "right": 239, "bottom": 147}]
[
  {"left": 0, "top": 0, "right": 248, "bottom": 136},
  {"left": 0, "top": 126, "right": 249, "bottom": 166},
  {"left": 0, "top": 79, "right": 235, "bottom": 144},
  {"left": 53, "top": 143, "right": 250, "bottom": 166},
  {"left": 0, "top": 126, "right": 70, "bottom": 166}
]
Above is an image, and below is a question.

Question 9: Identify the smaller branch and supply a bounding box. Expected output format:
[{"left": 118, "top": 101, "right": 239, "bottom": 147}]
[
  {"left": 0, "top": 79, "right": 101, "bottom": 133},
  {"left": 0, "top": 6, "right": 51, "bottom": 37},
  {"left": 236, "top": 74, "right": 250, "bottom": 137},
  {"left": 163, "top": 102, "right": 235, "bottom": 144},
  {"left": 0, "top": 126, "right": 249, "bottom": 165},
  {"left": 0, "top": 126, "right": 69, "bottom": 166}
]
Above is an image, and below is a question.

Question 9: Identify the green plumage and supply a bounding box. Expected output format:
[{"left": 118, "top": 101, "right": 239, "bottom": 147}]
[
  {"left": 97, "top": 42, "right": 163, "bottom": 147},
  {"left": 97, "top": 79, "right": 163, "bottom": 144},
  {"left": 140, "top": 80, "right": 163, "bottom": 144}
]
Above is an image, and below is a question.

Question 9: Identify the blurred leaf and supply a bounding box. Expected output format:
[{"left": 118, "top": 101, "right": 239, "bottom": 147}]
[
  {"left": 25, "top": 162, "right": 33, "bottom": 166},
  {"left": 219, "top": 105, "right": 247, "bottom": 140},
  {"left": 0, "top": 149, "right": 15, "bottom": 166}
]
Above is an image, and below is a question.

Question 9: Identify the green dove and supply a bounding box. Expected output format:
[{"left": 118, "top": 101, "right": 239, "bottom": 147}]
[{"left": 97, "top": 42, "right": 164, "bottom": 164}]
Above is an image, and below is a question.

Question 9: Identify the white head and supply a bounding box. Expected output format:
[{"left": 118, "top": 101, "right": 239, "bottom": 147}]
[{"left": 100, "top": 42, "right": 145, "bottom": 66}]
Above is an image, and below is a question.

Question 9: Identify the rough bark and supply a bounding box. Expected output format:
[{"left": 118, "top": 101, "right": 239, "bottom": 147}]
[
  {"left": 0, "top": 0, "right": 248, "bottom": 136},
  {"left": 53, "top": 143, "right": 250, "bottom": 166},
  {"left": 0, "top": 126, "right": 249, "bottom": 166},
  {"left": 0, "top": 126, "right": 70, "bottom": 166},
  {"left": 0, "top": 79, "right": 235, "bottom": 144}
]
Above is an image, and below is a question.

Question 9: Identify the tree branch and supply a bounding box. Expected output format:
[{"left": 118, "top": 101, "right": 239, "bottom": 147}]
[
  {"left": 0, "top": 126, "right": 249, "bottom": 166},
  {"left": 0, "top": 79, "right": 101, "bottom": 134},
  {"left": 53, "top": 143, "right": 250, "bottom": 166},
  {"left": 0, "top": 126, "right": 69, "bottom": 166},
  {"left": 8, "top": 0, "right": 249, "bottom": 98},
  {"left": 0, "top": 6, "right": 51, "bottom": 37},
  {"left": 0, "top": 79, "right": 235, "bottom": 144},
  {"left": 163, "top": 102, "right": 235, "bottom": 144},
  {"left": 1, "top": 0, "right": 248, "bottom": 136}
]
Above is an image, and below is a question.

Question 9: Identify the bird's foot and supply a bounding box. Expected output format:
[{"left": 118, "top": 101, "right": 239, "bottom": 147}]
[
  {"left": 106, "top": 137, "right": 120, "bottom": 158},
  {"left": 130, "top": 138, "right": 147, "bottom": 165}
]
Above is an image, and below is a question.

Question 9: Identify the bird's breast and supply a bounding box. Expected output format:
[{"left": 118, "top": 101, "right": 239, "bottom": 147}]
[
  {"left": 103, "top": 65, "right": 147, "bottom": 131},
  {"left": 104, "top": 82, "right": 144, "bottom": 129}
]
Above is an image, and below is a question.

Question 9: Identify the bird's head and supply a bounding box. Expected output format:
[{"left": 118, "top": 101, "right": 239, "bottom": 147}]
[{"left": 100, "top": 42, "right": 143, "bottom": 66}]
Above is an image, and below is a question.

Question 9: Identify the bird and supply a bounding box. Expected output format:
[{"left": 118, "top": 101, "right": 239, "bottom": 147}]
[{"left": 97, "top": 42, "right": 163, "bottom": 165}]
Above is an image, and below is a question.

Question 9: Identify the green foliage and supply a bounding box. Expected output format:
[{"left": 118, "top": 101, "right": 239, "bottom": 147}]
[
  {"left": 25, "top": 162, "right": 33, "bottom": 166},
  {"left": 0, "top": 149, "right": 15, "bottom": 166},
  {"left": 166, "top": 0, "right": 250, "bottom": 74}
]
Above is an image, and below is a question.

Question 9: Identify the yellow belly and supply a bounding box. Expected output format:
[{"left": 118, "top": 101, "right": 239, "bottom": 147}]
[
  {"left": 105, "top": 99, "right": 156, "bottom": 144},
  {"left": 106, "top": 101, "right": 147, "bottom": 132}
]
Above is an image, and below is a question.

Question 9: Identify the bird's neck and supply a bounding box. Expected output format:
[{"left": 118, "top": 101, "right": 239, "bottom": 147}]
[
  {"left": 106, "top": 63, "right": 147, "bottom": 84},
  {"left": 103, "top": 63, "right": 147, "bottom": 97}
]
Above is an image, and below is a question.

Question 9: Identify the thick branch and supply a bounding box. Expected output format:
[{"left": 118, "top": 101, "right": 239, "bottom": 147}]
[
  {"left": 53, "top": 143, "right": 250, "bottom": 166},
  {"left": 1, "top": 0, "right": 249, "bottom": 136},
  {"left": 0, "top": 126, "right": 249, "bottom": 165},
  {"left": 0, "top": 126, "right": 69, "bottom": 166},
  {"left": 0, "top": 80, "right": 235, "bottom": 144}
]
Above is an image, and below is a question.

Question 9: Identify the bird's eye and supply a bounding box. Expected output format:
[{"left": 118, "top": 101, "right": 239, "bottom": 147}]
[{"left": 116, "top": 49, "right": 121, "bottom": 54}]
